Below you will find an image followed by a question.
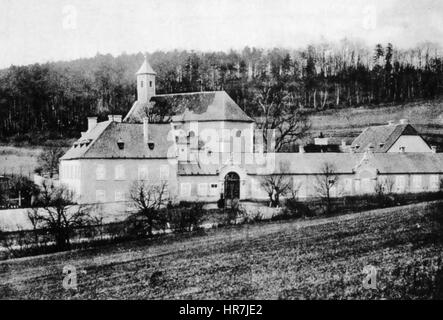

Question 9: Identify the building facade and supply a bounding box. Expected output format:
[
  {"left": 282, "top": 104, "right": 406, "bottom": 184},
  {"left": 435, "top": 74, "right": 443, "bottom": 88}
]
[{"left": 60, "top": 57, "right": 443, "bottom": 205}]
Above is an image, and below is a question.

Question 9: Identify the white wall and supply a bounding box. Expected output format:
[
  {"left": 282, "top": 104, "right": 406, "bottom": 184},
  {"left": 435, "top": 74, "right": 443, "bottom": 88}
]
[{"left": 388, "top": 136, "right": 432, "bottom": 153}]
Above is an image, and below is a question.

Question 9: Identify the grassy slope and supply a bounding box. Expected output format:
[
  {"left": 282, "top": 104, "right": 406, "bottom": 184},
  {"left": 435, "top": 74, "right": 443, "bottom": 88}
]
[
  {"left": 1, "top": 201, "right": 442, "bottom": 299},
  {"left": 0, "top": 146, "right": 41, "bottom": 176},
  {"left": 307, "top": 99, "right": 443, "bottom": 148}
]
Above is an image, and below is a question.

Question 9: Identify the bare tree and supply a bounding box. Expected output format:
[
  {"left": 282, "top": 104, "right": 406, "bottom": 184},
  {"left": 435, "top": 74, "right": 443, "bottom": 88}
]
[
  {"left": 260, "top": 162, "right": 293, "bottom": 207},
  {"left": 315, "top": 162, "right": 339, "bottom": 215},
  {"left": 129, "top": 181, "right": 169, "bottom": 237},
  {"left": 254, "top": 84, "right": 311, "bottom": 152},
  {"left": 28, "top": 181, "right": 93, "bottom": 250},
  {"left": 375, "top": 176, "right": 395, "bottom": 196},
  {"left": 36, "top": 147, "right": 65, "bottom": 178}
]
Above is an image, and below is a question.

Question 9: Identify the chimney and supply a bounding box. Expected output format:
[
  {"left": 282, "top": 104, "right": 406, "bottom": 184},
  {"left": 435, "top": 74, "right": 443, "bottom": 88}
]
[
  {"left": 431, "top": 145, "right": 437, "bottom": 153},
  {"left": 399, "top": 119, "right": 409, "bottom": 125},
  {"left": 388, "top": 120, "right": 395, "bottom": 126},
  {"left": 87, "top": 117, "right": 97, "bottom": 132},
  {"left": 108, "top": 115, "right": 122, "bottom": 123},
  {"left": 143, "top": 117, "right": 149, "bottom": 145}
]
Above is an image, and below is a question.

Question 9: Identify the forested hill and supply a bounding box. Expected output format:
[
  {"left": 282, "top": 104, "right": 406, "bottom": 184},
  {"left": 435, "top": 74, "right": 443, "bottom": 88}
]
[{"left": 0, "top": 41, "right": 442, "bottom": 144}]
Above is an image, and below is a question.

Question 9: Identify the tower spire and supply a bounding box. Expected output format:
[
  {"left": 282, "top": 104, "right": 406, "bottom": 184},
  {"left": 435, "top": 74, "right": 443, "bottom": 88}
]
[{"left": 136, "top": 53, "right": 156, "bottom": 103}]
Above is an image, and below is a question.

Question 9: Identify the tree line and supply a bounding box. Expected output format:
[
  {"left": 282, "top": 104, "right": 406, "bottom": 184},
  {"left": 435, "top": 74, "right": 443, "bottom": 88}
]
[{"left": 0, "top": 40, "right": 442, "bottom": 142}]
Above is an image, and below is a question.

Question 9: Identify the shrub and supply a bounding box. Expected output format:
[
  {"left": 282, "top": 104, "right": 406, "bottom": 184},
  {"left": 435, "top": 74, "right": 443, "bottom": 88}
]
[
  {"left": 284, "top": 197, "right": 313, "bottom": 218},
  {"left": 224, "top": 201, "right": 246, "bottom": 225},
  {"left": 167, "top": 202, "right": 206, "bottom": 233}
]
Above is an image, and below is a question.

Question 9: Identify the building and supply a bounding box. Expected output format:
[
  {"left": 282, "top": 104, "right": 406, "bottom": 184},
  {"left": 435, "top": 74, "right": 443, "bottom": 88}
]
[
  {"left": 59, "top": 56, "right": 443, "bottom": 205},
  {"left": 351, "top": 120, "right": 435, "bottom": 153}
]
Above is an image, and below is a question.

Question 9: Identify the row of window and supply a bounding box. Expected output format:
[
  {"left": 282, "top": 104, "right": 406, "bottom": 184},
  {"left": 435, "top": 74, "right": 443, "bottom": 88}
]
[
  {"left": 180, "top": 182, "right": 218, "bottom": 197},
  {"left": 290, "top": 174, "right": 440, "bottom": 197},
  {"left": 95, "top": 164, "right": 169, "bottom": 181},
  {"left": 96, "top": 190, "right": 126, "bottom": 202},
  {"left": 61, "top": 164, "right": 80, "bottom": 179}
]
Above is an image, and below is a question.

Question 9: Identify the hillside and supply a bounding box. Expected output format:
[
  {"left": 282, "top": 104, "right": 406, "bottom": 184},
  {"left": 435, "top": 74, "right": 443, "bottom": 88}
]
[
  {"left": 307, "top": 99, "right": 443, "bottom": 149},
  {"left": 1, "top": 201, "right": 442, "bottom": 299}
]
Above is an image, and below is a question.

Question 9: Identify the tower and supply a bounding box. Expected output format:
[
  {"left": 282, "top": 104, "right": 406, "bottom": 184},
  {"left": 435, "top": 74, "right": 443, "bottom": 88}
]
[{"left": 136, "top": 54, "right": 156, "bottom": 103}]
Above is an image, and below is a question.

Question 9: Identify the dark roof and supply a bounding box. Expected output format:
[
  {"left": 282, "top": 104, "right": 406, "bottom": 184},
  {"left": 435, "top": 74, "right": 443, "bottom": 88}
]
[
  {"left": 351, "top": 124, "right": 422, "bottom": 152},
  {"left": 124, "top": 91, "right": 253, "bottom": 123},
  {"left": 61, "top": 122, "right": 175, "bottom": 160},
  {"left": 178, "top": 152, "right": 443, "bottom": 175}
]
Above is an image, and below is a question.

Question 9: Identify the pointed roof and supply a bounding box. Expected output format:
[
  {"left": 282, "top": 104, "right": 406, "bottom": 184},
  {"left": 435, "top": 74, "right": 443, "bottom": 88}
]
[
  {"left": 61, "top": 122, "right": 175, "bottom": 160},
  {"left": 351, "top": 123, "right": 423, "bottom": 153},
  {"left": 136, "top": 55, "right": 156, "bottom": 75}
]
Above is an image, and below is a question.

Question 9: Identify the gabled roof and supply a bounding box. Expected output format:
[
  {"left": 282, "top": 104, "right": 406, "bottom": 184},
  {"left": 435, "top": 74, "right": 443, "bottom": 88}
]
[
  {"left": 124, "top": 91, "right": 254, "bottom": 123},
  {"left": 351, "top": 123, "right": 421, "bottom": 152},
  {"left": 61, "top": 122, "right": 175, "bottom": 160}
]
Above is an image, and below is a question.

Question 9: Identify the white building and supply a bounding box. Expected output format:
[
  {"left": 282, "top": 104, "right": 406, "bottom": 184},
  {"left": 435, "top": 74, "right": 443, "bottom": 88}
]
[{"left": 60, "top": 57, "right": 443, "bottom": 205}]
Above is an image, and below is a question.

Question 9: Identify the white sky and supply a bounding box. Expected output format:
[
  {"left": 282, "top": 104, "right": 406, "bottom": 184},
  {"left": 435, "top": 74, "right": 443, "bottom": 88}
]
[{"left": 1, "top": 0, "right": 443, "bottom": 68}]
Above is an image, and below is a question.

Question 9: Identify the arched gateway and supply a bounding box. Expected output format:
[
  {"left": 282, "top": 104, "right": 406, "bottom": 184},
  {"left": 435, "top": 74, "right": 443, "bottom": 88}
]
[{"left": 224, "top": 172, "right": 240, "bottom": 202}]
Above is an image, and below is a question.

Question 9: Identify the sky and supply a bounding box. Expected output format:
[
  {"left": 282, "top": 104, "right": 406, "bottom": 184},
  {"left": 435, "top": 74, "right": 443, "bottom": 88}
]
[{"left": 1, "top": 0, "right": 443, "bottom": 68}]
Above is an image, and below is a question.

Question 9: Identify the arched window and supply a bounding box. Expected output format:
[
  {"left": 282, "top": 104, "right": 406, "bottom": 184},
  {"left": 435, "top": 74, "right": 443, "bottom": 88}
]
[{"left": 235, "top": 130, "right": 242, "bottom": 137}]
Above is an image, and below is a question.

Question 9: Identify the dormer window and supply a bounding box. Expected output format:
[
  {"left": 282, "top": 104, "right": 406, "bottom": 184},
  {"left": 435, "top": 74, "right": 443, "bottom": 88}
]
[
  {"left": 117, "top": 138, "right": 124, "bottom": 150},
  {"left": 379, "top": 143, "right": 385, "bottom": 148},
  {"left": 355, "top": 145, "right": 360, "bottom": 150}
]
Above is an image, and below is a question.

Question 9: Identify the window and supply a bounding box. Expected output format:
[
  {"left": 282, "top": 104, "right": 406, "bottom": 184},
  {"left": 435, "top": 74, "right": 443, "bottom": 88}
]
[
  {"left": 180, "top": 183, "right": 191, "bottom": 197},
  {"left": 140, "top": 80, "right": 143, "bottom": 88},
  {"left": 96, "top": 164, "right": 106, "bottom": 180},
  {"left": 209, "top": 183, "right": 218, "bottom": 196},
  {"left": 96, "top": 190, "right": 106, "bottom": 203},
  {"left": 411, "top": 175, "right": 422, "bottom": 192},
  {"left": 115, "top": 191, "right": 125, "bottom": 202},
  {"left": 430, "top": 175, "right": 440, "bottom": 191},
  {"left": 114, "top": 164, "right": 125, "bottom": 180},
  {"left": 149, "top": 81, "right": 152, "bottom": 87},
  {"left": 138, "top": 166, "right": 149, "bottom": 180},
  {"left": 395, "top": 175, "right": 406, "bottom": 193},
  {"left": 344, "top": 178, "right": 353, "bottom": 195},
  {"left": 235, "top": 130, "right": 242, "bottom": 137},
  {"left": 198, "top": 183, "right": 208, "bottom": 197},
  {"left": 160, "top": 165, "right": 169, "bottom": 180}
]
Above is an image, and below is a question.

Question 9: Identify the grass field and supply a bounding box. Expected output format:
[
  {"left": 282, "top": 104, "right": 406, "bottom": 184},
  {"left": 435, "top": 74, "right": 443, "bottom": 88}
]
[
  {"left": 0, "top": 146, "right": 41, "bottom": 176},
  {"left": 1, "top": 201, "right": 442, "bottom": 300},
  {"left": 310, "top": 99, "right": 443, "bottom": 130},
  {"left": 307, "top": 99, "right": 443, "bottom": 148}
]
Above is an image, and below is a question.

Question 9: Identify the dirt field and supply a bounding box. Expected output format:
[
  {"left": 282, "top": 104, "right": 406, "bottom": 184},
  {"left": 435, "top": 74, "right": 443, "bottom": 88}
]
[{"left": 1, "top": 201, "right": 442, "bottom": 300}]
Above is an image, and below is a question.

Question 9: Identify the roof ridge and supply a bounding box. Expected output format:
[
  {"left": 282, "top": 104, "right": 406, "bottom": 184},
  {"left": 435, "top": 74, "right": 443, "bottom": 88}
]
[
  {"left": 82, "top": 121, "right": 113, "bottom": 157},
  {"left": 154, "top": 91, "right": 221, "bottom": 97}
]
